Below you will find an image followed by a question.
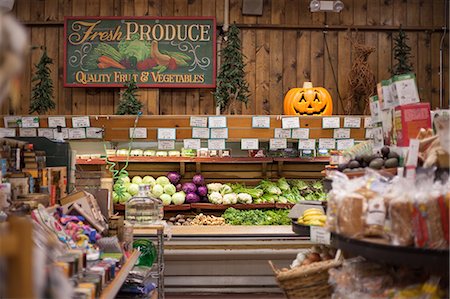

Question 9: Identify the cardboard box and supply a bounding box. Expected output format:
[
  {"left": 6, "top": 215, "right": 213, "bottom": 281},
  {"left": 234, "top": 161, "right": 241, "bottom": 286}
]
[{"left": 394, "top": 103, "right": 431, "bottom": 146}]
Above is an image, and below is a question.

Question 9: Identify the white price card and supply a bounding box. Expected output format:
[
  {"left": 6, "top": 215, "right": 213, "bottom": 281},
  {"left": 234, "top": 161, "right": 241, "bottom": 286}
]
[
  {"left": 86, "top": 127, "right": 103, "bottom": 139},
  {"left": 337, "top": 139, "right": 355, "bottom": 150},
  {"left": 274, "top": 128, "right": 292, "bottom": 138},
  {"left": 192, "top": 127, "right": 210, "bottom": 139},
  {"left": 292, "top": 128, "right": 310, "bottom": 139},
  {"left": 319, "top": 138, "right": 336, "bottom": 149},
  {"left": 129, "top": 127, "right": 147, "bottom": 139},
  {"left": 19, "top": 128, "right": 37, "bottom": 137},
  {"left": 68, "top": 128, "right": 86, "bottom": 139},
  {"left": 252, "top": 116, "right": 271, "bottom": 128},
  {"left": 190, "top": 116, "right": 208, "bottom": 127},
  {"left": 406, "top": 139, "right": 420, "bottom": 167},
  {"left": 21, "top": 116, "right": 39, "bottom": 128},
  {"left": 157, "top": 128, "right": 176, "bottom": 140},
  {"left": 72, "top": 116, "right": 90, "bottom": 128},
  {"left": 208, "top": 139, "right": 226, "bottom": 150},
  {"left": 38, "top": 128, "right": 54, "bottom": 139},
  {"left": 0, "top": 128, "right": 16, "bottom": 137},
  {"left": 269, "top": 138, "right": 287, "bottom": 150},
  {"left": 344, "top": 117, "right": 361, "bottom": 128},
  {"left": 310, "top": 226, "right": 331, "bottom": 245},
  {"left": 322, "top": 117, "right": 340, "bottom": 129},
  {"left": 208, "top": 116, "right": 227, "bottom": 128},
  {"left": 158, "top": 140, "right": 175, "bottom": 150},
  {"left": 298, "top": 139, "right": 316, "bottom": 150},
  {"left": 282, "top": 116, "right": 300, "bottom": 129},
  {"left": 241, "top": 138, "right": 259, "bottom": 150},
  {"left": 48, "top": 116, "right": 67, "bottom": 128},
  {"left": 183, "top": 139, "right": 201, "bottom": 150},
  {"left": 365, "top": 128, "right": 374, "bottom": 139},
  {"left": 4, "top": 116, "right": 21, "bottom": 128},
  {"left": 210, "top": 128, "right": 228, "bottom": 139},
  {"left": 372, "top": 126, "right": 384, "bottom": 149},
  {"left": 333, "top": 128, "right": 351, "bottom": 139},
  {"left": 369, "top": 95, "right": 382, "bottom": 123},
  {"left": 53, "top": 128, "right": 69, "bottom": 139},
  {"left": 364, "top": 116, "right": 373, "bottom": 128}
]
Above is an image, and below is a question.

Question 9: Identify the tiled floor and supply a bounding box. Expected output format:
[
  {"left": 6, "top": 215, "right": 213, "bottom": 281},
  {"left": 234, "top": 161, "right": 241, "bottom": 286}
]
[{"left": 166, "top": 294, "right": 285, "bottom": 299}]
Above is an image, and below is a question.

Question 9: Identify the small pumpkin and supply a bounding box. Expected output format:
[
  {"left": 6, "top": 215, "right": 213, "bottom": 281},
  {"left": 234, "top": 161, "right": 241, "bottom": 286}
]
[{"left": 283, "top": 82, "right": 333, "bottom": 116}]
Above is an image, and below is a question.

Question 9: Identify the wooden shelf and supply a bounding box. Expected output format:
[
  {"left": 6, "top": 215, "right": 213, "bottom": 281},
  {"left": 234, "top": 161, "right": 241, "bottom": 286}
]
[
  {"left": 76, "top": 158, "right": 107, "bottom": 165},
  {"left": 115, "top": 203, "right": 292, "bottom": 212},
  {"left": 273, "top": 157, "right": 330, "bottom": 163},
  {"left": 99, "top": 250, "right": 140, "bottom": 299}
]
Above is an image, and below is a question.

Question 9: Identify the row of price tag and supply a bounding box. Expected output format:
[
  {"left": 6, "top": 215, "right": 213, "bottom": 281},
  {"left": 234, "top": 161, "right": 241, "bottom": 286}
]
[
  {"left": 0, "top": 127, "right": 103, "bottom": 139},
  {"left": 4, "top": 116, "right": 91, "bottom": 128}
]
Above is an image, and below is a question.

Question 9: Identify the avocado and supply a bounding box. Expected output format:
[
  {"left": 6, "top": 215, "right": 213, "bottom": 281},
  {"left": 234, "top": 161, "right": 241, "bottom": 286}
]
[
  {"left": 338, "top": 163, "right": 348, "bottom": 172},
  {"left": 381, "top": 146, "right": 390, "bottom": 158},
  {"left": 355, "top": 156, "right": 364, "bottom": 164},
  {"left": 384, "top": 158, "right": 399, "bottom": 168},
  {"left": 348, "top": 160, "right": 361, "bottom": 169},
  {"left": 369, "top": 158, "right": 384, "bottom": 170},
  {"left": 388, "top": 151, "right": 400, "bottom": 159},
  {"left": 361, "top": 161, "right": 368, "bottom": 168},
  {"left": 343, "top": 168, "right": 352, "bottom": 173},
  {"left": 362, "top": 154, "right": 372, "bottom": 163}
]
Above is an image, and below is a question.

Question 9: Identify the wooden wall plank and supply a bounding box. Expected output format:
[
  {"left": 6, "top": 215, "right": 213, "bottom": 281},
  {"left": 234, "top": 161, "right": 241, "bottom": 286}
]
[
  {"left": 269, "top": 29, "right": 283, "bottom": 115},
  {"left": 366, "top": 0, "right": 379, "bottom": 26},
  {"left": 380, "top": 0, "right": 393, "bottom": 26},
  {"left": 353, "top": 0, "right": 366, "bottom": 26},
  {"left": 323, "top": 31, "right": 340, "bottom": 114},
  {"left": 255, "top": 30, "right": 270, "bottom": 115},
  {"left": 172, "top": 0, "right": 188, "bottom": 115},
  {"left": 29, "top": 28, "right": 46, "bottom": 115},
  {"left": 159, "top": 0, "right": 175, "bottom": 115},
  {"left": 229, "top": 0, "right": 242, "bottom": 24},
  {"left": 431, "top": 0, "right": 445, "bottom": 109},
  {"left": 257, "top": 0, "right": 271, "bottom": 24},
  {"left": 337, "top": 31, "right": 351, "bottom": 114},
  {"left": 85, "top": 0, "right": 101, "bottom": 116},
  {"left": 393, "top": 0, "right": 407, "bottom": 27},
  {"left": 45, "top": 27, "right": 59, "bottom": 115},
  {"left": 282, "top": 0, "right": 299, "bottom": 97},
  {"left": 417, "top": 32, "right": 432, "bottom": 103},
  {"left": 216, "top": 0, "right": 225, "bottom": 24},
  {"left": 310, "top": 31, "right": 324, "bottom": 90},
  {"left": 377, "top": 32, "right": 391, "bottom": 81},
  {"left": 242, "top": 29, "right": 256, "bottom": 115},
  {"left": 98, "top": 0, "right": 114, "bottom": 115},
  {"left": 296, "top": 31, "right": 311, "bottom": 86},
  {"left": 71, "top": 0, "right": 87, "bottom": 115},
  {"left": 134, "top": 0, "right": 150, "bottom": 115},
  {"left": 339, "top": 0, "right": 353, "bottom": 26}
]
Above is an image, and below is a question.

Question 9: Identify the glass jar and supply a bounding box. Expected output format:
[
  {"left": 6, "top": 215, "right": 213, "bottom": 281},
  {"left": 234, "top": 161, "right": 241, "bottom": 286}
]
[{"left": 125, "top": 184, "right": 163, "bottom": 225}]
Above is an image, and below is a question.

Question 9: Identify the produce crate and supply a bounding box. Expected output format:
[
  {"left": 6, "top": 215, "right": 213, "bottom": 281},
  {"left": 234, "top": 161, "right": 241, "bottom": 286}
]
[{"left": 269, "top": 258, "right": 341, "bottom": 299}]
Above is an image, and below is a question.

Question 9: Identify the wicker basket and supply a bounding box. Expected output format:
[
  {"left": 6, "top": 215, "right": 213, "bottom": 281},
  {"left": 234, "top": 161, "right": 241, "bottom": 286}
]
[{"left": 269, "top": 259, "right": 342, "bottom": 299}]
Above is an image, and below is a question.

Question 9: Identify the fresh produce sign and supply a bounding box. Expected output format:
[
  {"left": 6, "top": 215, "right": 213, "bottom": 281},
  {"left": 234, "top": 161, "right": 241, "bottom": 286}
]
[{"left": 64, "top": 17, "right": 216, "bottom": 88}]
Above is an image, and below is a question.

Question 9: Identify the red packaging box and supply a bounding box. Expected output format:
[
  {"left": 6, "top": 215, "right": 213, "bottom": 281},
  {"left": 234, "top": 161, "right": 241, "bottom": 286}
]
[{"left": 394, "top": 103, "right": 431, "bottom": 146}]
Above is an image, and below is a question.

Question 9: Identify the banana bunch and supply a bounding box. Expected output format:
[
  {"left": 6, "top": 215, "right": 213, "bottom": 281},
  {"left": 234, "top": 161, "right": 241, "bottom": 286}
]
[{"left": 297, "top": 208, "right": 326, "bottom": 226}]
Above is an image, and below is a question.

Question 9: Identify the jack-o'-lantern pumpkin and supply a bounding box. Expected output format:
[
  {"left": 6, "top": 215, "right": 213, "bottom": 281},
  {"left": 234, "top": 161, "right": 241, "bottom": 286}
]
[{"left": 283, "top": 82, "right": 333, "bottom": 116}]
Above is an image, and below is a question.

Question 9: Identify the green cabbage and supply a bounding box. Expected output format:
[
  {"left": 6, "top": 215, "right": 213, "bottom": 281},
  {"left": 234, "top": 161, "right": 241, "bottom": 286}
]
[
  {"left": 118, "top": 35, "right": 151, "bottom": 62},
  {"left": 163, "top": 183, "right": 176, "bottom": 196},
  {"left": 172, "top": 191, "right": 186, "bottom": 205},
  {"left": 277, "top": 178, "right": 290, "bottom": 192},
  {"left": 156, "top": 176, "right": 170, "bottom": 186},
  {"left": 160, "top": 194, "right": 172, "bottom": 206},
  {"left": 151, "top": 184, "right": 164, "bottom": 198}
]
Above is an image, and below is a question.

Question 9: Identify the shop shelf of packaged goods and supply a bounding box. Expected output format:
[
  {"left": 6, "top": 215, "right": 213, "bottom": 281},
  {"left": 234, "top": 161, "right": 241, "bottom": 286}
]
[
  {"left": 99, "top": 250, "right": 140, "bottom": 299},
  {"left": 331, "top": 232, "right": 449, "bottom": 274}
]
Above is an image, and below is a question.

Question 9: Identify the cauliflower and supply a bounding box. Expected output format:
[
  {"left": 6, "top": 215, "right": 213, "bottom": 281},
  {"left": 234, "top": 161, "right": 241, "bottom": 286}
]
[
  {"left": 208, "top": 191, "right": 223, "bottom": 204},
  {"left": 237, "top": 193, "right": 252, "bottom": 204},
  {"left": 223, "top": 193, "right": 238, "bottom": 205},
  {"left": 207, "top": 183, "right": 223, "bottom": 193}
]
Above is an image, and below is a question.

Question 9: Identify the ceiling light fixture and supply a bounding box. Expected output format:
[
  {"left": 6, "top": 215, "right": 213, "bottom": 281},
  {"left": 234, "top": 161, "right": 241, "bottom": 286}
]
[{"left": 310, "top": 0, "right": 344, "bottom": 13}]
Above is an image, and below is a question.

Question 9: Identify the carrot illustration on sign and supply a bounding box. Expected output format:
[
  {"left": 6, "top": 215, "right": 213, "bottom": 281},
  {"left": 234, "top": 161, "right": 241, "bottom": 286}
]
[{"left": 97, "top": 56, "right": 125, "bottom": 69}]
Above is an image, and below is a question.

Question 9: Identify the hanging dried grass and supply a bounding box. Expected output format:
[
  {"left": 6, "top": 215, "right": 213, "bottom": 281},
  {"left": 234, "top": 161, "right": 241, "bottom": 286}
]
[{"left": 344, "top": 31, "right": 377, "bottom": 115}]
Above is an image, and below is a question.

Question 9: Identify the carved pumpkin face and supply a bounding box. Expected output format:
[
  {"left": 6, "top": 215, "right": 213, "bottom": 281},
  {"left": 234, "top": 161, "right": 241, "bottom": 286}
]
[{"left": 283, "top": 82, "right": 333, "bottom": 116}]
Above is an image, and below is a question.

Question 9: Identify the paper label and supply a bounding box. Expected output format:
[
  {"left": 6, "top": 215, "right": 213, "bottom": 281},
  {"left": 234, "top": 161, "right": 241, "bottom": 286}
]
[
  {"left": 372, "top": 126, "right": 384, "bottom": 150},
  {"left": 344, "top": 117, "right": 361, "bottom": 128},
  {"left": 282, "top": 117, "right": 300, "bottom": 129},
  {"left": 48, "top": 116, "right": 67, "bottom": 128},
  {"left": 0, "top": 128, "right": 16, "bottom": 137},
  {"left": 291, "top": 128, "right": 310, "bottom": 139},
  {"left": 298, "top": 139, "right": 316, "bottom": 150},
  {"left": 269, "top": 138, "right": 287, "bottom": 150},
  {"left": 252, "top": 116, "right": 270, "bottom": 128},
  {"left": 370, "top": 95, "right": 382, "bottom": 123},
  {"left": 310, "top": 226, "right": 331, "bottom": 245},
  {"left": 158, "top": 140, "right": 175, "bottom": 150},
  {"left": 241, "top": 138, "right": 259, "bottom": 150},
  {"left": 274, "top": 128, "right": 291, "bottom": 138},
  {"left": 68, "top": 128, "right": 86, "bottom": 139},
  {"left": 406, "top": 139, "right": 420, "bottom": 167},
  {"left": 210, "top": 128, "right": 228, "bottom": 139},
  {"left": 19, "top": 128, "right": 37, "bottom": 137},
  {"left": 129, "top": 127, "right": 147, "bottom": 139},
  {"left": 208, "top": 116, "right": 227, "bottom": 128},
  {"left": 337, "top": 139, "right": 355, "bottom": 150},
  {"left": 86, "top": 127, "right": 103, "bottom": 139},
  {"left": 183, "top": 139, "right": 201, "bottom": 150},
  {"left": 38, "top": 128, "right": 54, "bottom": 139},
  {"left": 319, "top": 138, "right": 336, "bottom": 149},
  {"left": 366, "top": 196, "right": 386, "bottom": 226},
  {"left": 365, "top": 128, "right": 374, "bottom": 139},
  {"left": 381, "top": 81, "right": 396, "bottom": 109},
  {"left": 333, "top": 128, "right": 351, "bottom": 139},
  {"left": 364, "top": 116, "right": 373, "bottom": 128},
  {"left": 72, "top": 116, "right": 90, "bottom": 128},
  {"left": 192, "top": 127, "right": 210, "bottom": 139},
  {"left": 208, "top": 139, "right": 226, "bottom": 150},
  {"left": 190, "top": 116, "right": 208, "bottom": 127},
  {"left": 322, "top": 117, "right": 340, "bottom": 128},
  {"left": 4, "top": 116, "right": 21, "bottom": 128},
  {"left": 21, "top": 116, "right": 39, "bottom": 128},
  {"left": 53, "top": 128, "right": 69, "bottom": 139},
  {"left": 157, "top": 128, "right": 176, "bottom": 140}
]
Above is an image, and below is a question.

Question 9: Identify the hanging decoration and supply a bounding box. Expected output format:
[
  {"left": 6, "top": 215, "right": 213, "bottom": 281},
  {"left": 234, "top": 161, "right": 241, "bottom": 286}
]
[
  {"left": 29, "top": 49, "right": 56, "bottom": 115},
  {"left": 344, "top": 32, "right": 376, "bottom": 115},
  {"left": 391, "top": 27, "right": 414, "bottom": 75},
  {"left": 283, "top": 82, "right": 333, "bottom": 116},
  {"left": 213, "top": 23, "right": 250, "bottom": 114},
  {"left": 116, "top": 79, "right": 143, "bottom": 115}
]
